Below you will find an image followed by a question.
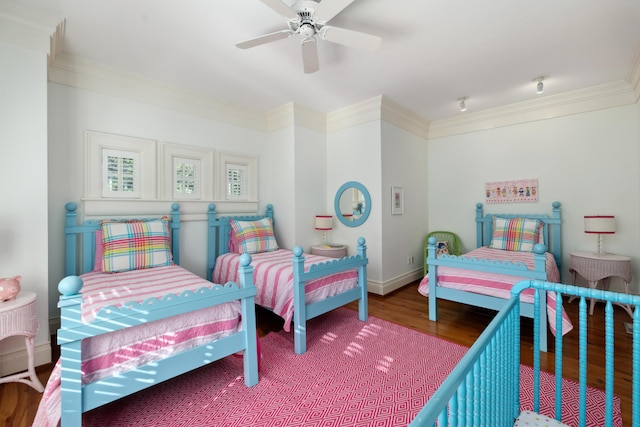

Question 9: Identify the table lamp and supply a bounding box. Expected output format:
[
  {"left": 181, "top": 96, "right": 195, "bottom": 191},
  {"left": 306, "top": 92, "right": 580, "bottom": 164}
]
[
  {"left": 314, "top": 215, "right": 333, "bottom": 246},
  {"left": 584, "top": 215, "right": 615, "bottom": 254}
]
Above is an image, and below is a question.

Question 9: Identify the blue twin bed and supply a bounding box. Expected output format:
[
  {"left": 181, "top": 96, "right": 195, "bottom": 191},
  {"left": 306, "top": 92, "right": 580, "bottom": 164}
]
[
  {"left": 206, "top": 203, "right": 369, "bottom": 355},
  {"left": 420, "top": 202, "right": 568, "bottom": 351},
  {"left": 36, "top": 202, "right": 260, "bottom": 426}
]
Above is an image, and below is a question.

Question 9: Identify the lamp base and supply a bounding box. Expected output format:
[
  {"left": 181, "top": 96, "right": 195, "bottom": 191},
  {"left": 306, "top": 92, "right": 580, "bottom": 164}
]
[{"left": 597, "top": 234, "right": 605, "bottom": 254}]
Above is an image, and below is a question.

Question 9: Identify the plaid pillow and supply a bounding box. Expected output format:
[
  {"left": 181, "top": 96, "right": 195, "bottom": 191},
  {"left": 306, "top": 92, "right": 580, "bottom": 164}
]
[
  {"left": 100, "top": 219, "right": 173, "bottom": 273},
  {"left": 230, "top": 218, "right": 279, "bottom": 254},
  {"left": 490, "top": 217, "right": 543, "bottom": 252}
]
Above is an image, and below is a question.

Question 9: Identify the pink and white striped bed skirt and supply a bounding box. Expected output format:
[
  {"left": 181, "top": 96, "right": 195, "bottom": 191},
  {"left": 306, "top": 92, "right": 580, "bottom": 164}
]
[
  {"left": 213, "top": 249, "right": 358, "bottom": 332},
  {"left": 418, "top": 247, "right": 573, "bottom": 336}
]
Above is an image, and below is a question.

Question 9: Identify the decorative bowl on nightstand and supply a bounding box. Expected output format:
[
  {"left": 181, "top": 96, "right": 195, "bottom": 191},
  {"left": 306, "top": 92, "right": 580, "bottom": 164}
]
[{"left": 311, "top": 244, "right": 347, "bottom": 258}]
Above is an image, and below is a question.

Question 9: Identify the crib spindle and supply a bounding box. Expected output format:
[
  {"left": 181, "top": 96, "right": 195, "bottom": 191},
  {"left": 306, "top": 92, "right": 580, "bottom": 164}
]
[
  {"left": 605, "top": 301, "right": 614, "bottom": 425},
  {"left": 554, "top": 290, "right": 564, "bottom": 422},
  {"left": 532, "top": 288, "right": 541, "bottom": 413},
  {"left": 632, "top": 307, "right": 640, "bottom": 427},
  {"left": 578, "top": 295, "right": 588, "bottom": 426}
]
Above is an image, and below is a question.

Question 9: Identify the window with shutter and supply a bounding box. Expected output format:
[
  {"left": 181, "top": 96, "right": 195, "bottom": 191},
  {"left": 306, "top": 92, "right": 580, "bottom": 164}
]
[
  {"left": 86, "top": 130, "right": 156, "bottom": 200},
  {"left": 102, "top": 148, "right": 140, "bottom": 198},
  {"left": 226, "top": 164, "right": 247, "bottom": 199},
  {"left": 218, "top": 152, "right": 257, "bottom": 202},
  {"left": 173, "top": 157, "right": 200, "bottom": 199},
  {"left": 160, "top": 142, "right": 214, "bottom": 200}
]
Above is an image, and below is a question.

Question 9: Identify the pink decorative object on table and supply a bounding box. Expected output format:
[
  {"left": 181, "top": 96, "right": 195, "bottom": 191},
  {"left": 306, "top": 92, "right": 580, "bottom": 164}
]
[{"left": 0, "top": 275, "right": 21, "bottom": 301}]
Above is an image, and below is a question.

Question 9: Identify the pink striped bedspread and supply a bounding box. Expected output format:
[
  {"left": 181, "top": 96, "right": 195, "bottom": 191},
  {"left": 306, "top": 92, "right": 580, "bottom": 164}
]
[
  {"left": 418, "top": 247, "right": 573, "bottom": 336},
  {"left": 212, "top": 249, "right": 358, "bottom": 332},
  {"left": 34, "top": 265, "right": 242, "bottom": 427}
]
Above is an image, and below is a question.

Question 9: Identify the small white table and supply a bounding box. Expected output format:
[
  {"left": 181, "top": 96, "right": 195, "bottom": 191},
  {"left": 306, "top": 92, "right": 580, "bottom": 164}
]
[
  {"left": 569, "top": 251, "right": 633, "bottom": 317},
  {"left": 311, "top": 244, "right": 347, "bottom": 258},
  {"left": 0, "top": 291, "right": 45, "bottom": 392}
]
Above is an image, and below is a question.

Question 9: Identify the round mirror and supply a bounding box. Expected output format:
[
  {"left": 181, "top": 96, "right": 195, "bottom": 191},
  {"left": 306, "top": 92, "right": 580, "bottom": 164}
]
[{"left": 334, "top": 181, "right": 371, "bottom": 227}]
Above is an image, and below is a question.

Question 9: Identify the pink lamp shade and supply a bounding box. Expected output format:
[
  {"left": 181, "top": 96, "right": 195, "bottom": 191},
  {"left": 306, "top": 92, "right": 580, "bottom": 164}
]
[{"left": 584, "top": 215, "right": 615, "bottom": 254}]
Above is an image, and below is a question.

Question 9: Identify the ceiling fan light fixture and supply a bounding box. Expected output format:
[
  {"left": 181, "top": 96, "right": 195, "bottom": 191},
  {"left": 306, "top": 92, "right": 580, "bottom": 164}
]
[
  {"left": 299, "top": 23, "right": 315, "bottom": 38},
  {"left": 457, "top": 97, "right": 468, "bottom": 112},
  {"left": 533, "top": 76, "right": 546, "bottom": 94},
  {"left": 236, "top": 0, "right": 381, "bottom": 73}
]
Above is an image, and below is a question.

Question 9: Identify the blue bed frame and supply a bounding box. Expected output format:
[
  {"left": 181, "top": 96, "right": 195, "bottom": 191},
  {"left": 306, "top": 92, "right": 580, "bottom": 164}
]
[
  {"left": 410, "top": 280, "right": 640, "bottom": 426},
  {"left": 426, "top": 201, "right": 562, "bottom": 351},
  {"left": 206, "top": 203, "right": 369, "bottom": 354},
  {"left": 57, "top": 202, "right": 259, "bottom": 426}
]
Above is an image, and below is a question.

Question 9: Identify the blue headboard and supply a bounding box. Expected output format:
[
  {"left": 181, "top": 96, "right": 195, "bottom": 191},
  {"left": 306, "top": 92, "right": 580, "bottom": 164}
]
[
  {"left": 475, "top": 201, "right": 562, "bottom": 271},
  {"left": 206, "top": 204, "right": 275, "bottom": 280},
  {"left": 64, "top": 202, "right": 182, "bottom": 276}
]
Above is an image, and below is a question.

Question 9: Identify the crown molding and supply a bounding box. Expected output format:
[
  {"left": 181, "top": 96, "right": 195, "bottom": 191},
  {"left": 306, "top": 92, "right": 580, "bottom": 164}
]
[
  {"left": 380, "top": 96, "right": 430, "bottom": 138},
  {"left": 428, "top": 80, "right": 637, "bottom": 139},
  {"left": 266, "top": 102, "right": 326, "bottom": 133},
  {"left": 325, "top": 95, "right": 429, "bottom": 138},
  {"left": 0, "top": 0, "right": 63, "bottom": 56},
  {"left": 326, "top": 95, "right": 384, "bottom": 133},
  {"left": 627, "top": 43, "right": 640, "bottom": 103},
  {"left": 48, "top": 53, "right": 269, "bottom": 131}
]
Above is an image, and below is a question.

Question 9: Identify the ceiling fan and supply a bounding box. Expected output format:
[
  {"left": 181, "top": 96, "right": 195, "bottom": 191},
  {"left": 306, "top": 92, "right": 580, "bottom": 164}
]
[{"left": 236, "top": 0, "right": 381, "bottom": 74}]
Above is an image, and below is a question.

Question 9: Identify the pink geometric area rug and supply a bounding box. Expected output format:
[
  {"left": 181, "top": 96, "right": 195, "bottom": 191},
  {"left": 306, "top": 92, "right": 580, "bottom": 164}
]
[{"left": 84, "top": 308, "right": 620, "bottom": 427}]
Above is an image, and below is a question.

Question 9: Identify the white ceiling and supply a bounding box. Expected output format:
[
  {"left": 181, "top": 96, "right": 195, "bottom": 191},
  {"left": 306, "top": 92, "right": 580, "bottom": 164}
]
[{"left": 9, "top": 0, "right": 640, "bottom": 121}]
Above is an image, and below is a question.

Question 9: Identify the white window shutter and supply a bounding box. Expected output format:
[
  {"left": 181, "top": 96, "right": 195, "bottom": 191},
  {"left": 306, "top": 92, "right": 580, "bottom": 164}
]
[
  {"left": 173, "top": 157, "right": 201, "bottom": 199},
  {"left": 226, "top": 163, "right": 248, "bottom": 200},
  {"left": 101, "top": 148, "right": 140, "bottom": 198}
]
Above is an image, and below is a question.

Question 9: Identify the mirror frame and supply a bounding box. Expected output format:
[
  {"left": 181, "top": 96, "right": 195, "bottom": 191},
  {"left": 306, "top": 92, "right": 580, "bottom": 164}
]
[{"left": 334, "top": 181, "right": 371, "bottom": 227}]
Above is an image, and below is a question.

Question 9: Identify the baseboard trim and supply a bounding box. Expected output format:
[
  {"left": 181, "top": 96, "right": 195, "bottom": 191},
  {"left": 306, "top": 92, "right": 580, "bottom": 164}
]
[
  {"left": 367, "top": 269, "right": 423, "bottom": 296},
  {"left": 0, "top": 342, "right": 52, "bottom": 376},
  {"left": 49, "top": 316, "right": 60, "bottom": 334}
]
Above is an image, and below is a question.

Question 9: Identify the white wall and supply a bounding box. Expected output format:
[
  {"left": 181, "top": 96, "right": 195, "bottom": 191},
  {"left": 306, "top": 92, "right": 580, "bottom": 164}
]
[
  {"left": 0, "top": 40, "right": 50, "bottom": 373},
  {"left": 327, "top": 121, "right": 382, "bottom": 284},
  {"left": 381, "top": 121, "right": 429, "bottom": 291},
  {"left": 266, "top": 125, "right": 296, "bottom": 249},
  {"left": 427, "top": 104, "right": 640, "bottom": 292},
  {"left": 293, "top": 125, "right": 327, "bottom": 250}
]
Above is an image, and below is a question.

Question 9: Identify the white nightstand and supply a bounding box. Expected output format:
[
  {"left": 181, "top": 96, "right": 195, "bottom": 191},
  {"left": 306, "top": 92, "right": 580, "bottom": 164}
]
[
  {"left": 0, "top": 291, "right": 45, "bottom": 392},
  {"left": 569, "top": 251, "right": 632, "bottom": 317},
  {"left": 311, "top": 244, "right": 347, "bottom": 258}
]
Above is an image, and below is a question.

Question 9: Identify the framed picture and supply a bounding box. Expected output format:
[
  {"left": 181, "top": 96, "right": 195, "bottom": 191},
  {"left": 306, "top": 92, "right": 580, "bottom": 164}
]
[
  {"left": 391, "top": 186, "right": 404, "bottom": 215},
  {"left": 485, "top": 178, "right": 538, "bottom": 203}
]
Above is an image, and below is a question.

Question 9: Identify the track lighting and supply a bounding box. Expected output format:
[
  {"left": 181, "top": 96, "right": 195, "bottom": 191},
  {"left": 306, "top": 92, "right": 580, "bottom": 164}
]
[
  {"left": 457, "top": 97, "right": 467, "bottom": 112},
  {"left": 533, "top": 76, "right": 545, "bottom": 94}
]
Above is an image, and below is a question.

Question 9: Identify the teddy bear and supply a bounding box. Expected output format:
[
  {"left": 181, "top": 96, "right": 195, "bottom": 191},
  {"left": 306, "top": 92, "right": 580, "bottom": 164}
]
[{"left": 0, "top": 275, "right": 21, "bottom": 302}]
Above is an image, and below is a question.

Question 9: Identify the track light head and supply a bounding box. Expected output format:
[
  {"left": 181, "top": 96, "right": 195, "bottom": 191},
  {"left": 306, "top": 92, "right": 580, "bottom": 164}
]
[
  {"left": 457, "top": 97, "right": 467, "bottom": 112},
  {"left": 533, "top": 76, "right": 546, "bottom": 94}
]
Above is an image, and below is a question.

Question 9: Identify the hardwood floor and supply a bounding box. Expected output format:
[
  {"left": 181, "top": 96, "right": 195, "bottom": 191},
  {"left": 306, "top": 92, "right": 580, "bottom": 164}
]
[{"left": 1, "top": 281, "right": 634, "bottom": 426}]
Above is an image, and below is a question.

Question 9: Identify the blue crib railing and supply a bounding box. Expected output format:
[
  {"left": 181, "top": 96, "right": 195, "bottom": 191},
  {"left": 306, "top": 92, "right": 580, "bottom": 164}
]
[{"left": 410, "top": 280, "right": 640, "bottom": 427}]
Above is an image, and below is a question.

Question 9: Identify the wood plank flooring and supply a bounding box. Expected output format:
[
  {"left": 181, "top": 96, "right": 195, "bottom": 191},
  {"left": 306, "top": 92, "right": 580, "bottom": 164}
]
[{"left": 1, "top": 281, "right": 634, "bottom": 426}]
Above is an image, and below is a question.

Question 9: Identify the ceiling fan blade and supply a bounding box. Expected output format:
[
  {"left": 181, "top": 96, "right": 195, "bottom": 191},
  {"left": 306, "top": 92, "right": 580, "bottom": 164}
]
[
  {"left": 313, "top": 0, "right": 355, "bottom": 22},
  {"left": 319, "top": 26, "right": 381, "bottom": 52},
  {"left": 259, "top": 0, "right": 298, "bottom": 20},
  {"left": 301, "top": 38, "right": 319, "bottom": 74},
  {"left": 236, "top": 29, "right": 294, "bottom": 49}
]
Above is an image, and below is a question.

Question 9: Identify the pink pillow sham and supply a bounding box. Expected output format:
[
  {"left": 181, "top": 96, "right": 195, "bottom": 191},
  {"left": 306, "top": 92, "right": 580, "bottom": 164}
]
[{"left": 93, "top": 229, "right": 103, "bottom": 271}]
